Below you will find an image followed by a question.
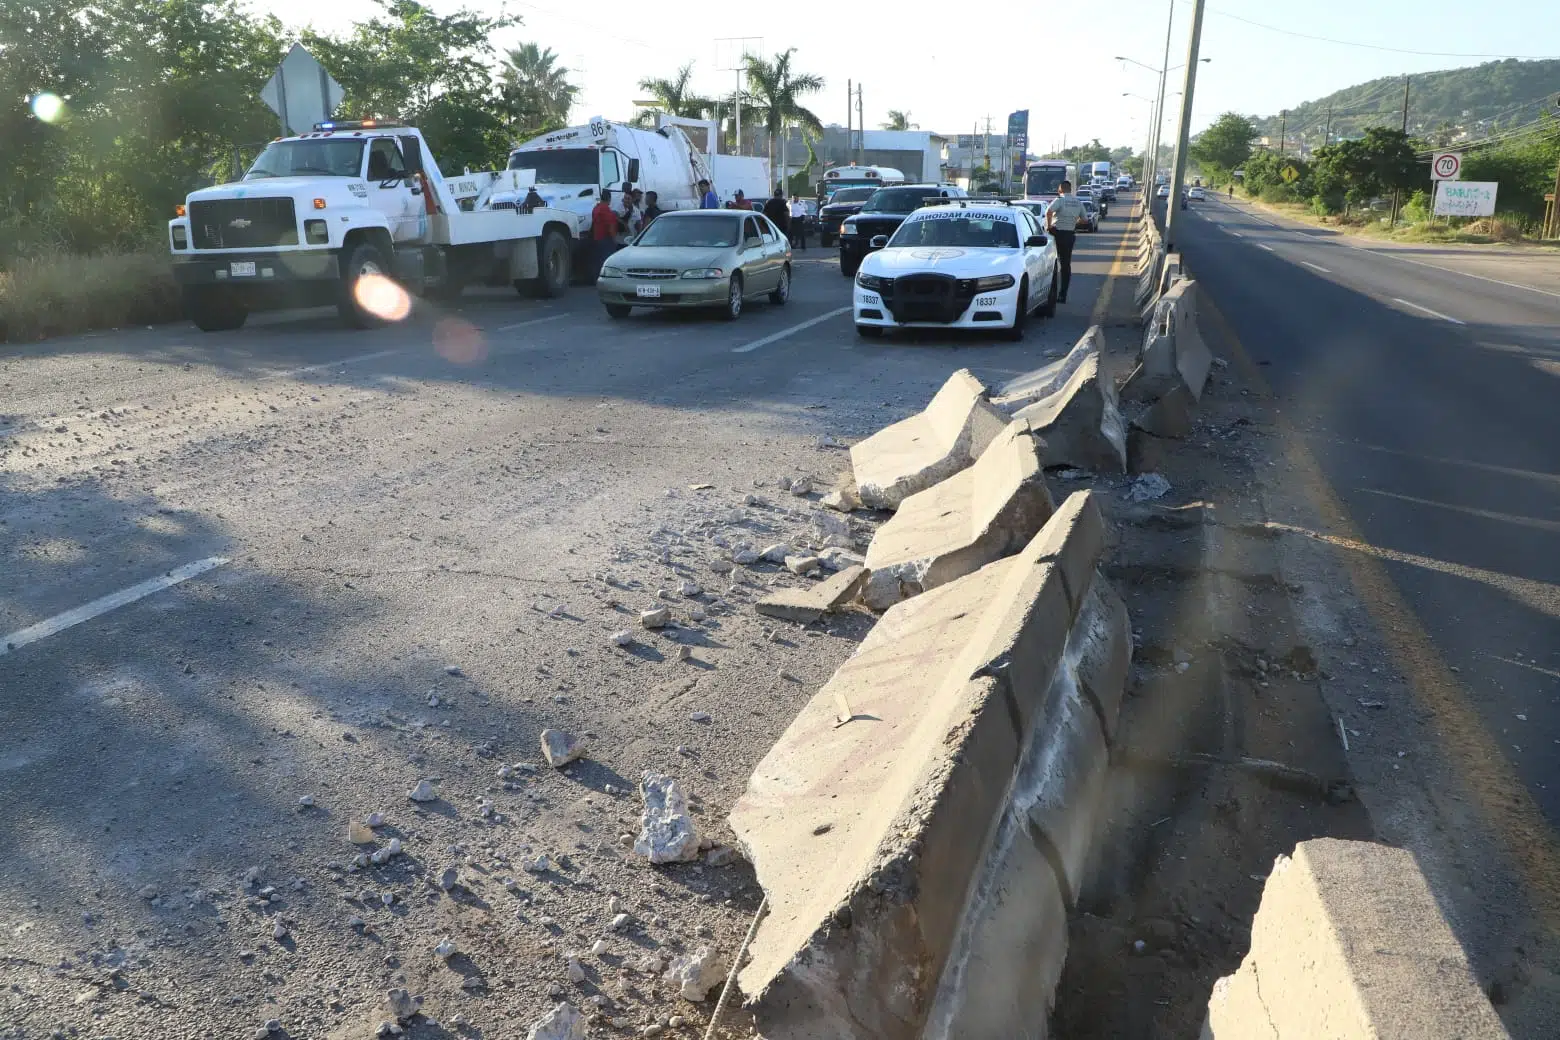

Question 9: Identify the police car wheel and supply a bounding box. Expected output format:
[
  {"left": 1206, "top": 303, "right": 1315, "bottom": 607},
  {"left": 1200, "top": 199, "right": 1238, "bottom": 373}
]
[
  {"left": 1039, "top": 270, "right": 1058, "bottom": 318},
  {"left": 1004, "top": 283, "right": 1028, "bottom": 341}
]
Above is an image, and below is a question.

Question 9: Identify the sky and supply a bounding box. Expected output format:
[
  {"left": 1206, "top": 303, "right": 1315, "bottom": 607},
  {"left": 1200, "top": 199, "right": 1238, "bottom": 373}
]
[{"left": 257, "top": 0, "right": 1560, "bottom": 152}]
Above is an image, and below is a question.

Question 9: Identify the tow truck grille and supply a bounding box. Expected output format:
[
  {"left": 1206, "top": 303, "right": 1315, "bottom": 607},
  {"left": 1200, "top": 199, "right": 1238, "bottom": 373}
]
[
  {"left": 881, "top": 274, "right": 977, "bottom": 324},
  {"left": 189, "top": 197, "right": 299, "bottom": 249}
]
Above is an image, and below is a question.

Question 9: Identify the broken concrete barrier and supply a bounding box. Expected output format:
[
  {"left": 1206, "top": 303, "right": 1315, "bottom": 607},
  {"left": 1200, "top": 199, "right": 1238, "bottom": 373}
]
[
  {"left": 1122, "top": 278, "right": 1212, "bottom": 407},
  {"left": 1203, "top": 838, "right": 1509, "bottom": 1040},
  {"left": 993, "top": 326, "right": 1106, "bottom": 414},
  {"left": 861, "top": 420, "right": 1054, "bottom": 610},
  {"left": 756, "top": 565, "right": 867, "bottom": 624},
  {"left": 1013, "top": 350, "right": 1128, "bottom": 472},
  {"left": 849, "top": 369, "right": 1008, "bottom": 511},
  {"left": 730, "top": 492, "right": 1128, "bottom": 1039}
]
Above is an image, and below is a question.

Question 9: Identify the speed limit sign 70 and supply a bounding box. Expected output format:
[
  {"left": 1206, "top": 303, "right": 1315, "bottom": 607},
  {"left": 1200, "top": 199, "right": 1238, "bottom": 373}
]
[{"left": 1432, "top": 152, "right": 1461, "bottom": 180}]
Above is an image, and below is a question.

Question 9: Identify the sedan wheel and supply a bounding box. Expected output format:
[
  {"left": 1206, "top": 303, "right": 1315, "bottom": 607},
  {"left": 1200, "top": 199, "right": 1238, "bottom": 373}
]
[
  {"left": 722, "top": 275, "right": 743, "bottom": 321},
  {"left": 769, "top": 265, "right": 791, "bottom": 305}
]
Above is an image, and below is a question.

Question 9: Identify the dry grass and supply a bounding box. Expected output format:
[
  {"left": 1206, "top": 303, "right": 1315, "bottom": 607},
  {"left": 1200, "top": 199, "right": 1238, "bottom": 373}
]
[
  {"left": 1237, "top": 193, "right": 1559, "bottom": 249},
  {"left": 0, "top": 251, "right": 180, "bottom": 343}
]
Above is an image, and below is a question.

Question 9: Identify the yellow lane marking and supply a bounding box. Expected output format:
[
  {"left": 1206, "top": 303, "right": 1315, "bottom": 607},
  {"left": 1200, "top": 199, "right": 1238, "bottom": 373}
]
[{"left": 1090, "top": 201, "right": 1143, "bottom": 326}]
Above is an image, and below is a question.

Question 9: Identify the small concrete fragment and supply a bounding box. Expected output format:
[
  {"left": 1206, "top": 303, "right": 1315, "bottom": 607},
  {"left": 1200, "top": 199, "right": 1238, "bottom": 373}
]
[
  {"left": 811, "top": 511, "right": 852, "bottom": 548},
  {"left": 755, "top": 566, "right": 867, "bottom": 623},
  {"left": 666, "top": 947, "right": 727, "bottom": 1002},
  {"left": 384, "top": 988, "right": 420, "bottom": 1023},
  {"left": 406, "top": 780, "right": 438, "bottom": 803},
  {"left": 850, "top": 369, "right": 1008, "bottom": 510},
  {"left": 639, "top": 607, "right": 670, "bottom": 629},
  {"left": 784, "top": 555, "right": 822, "bottom": 576},
  {"left": 822, "top": 486, "right": 862, "bottom": 513},
  {"left": 1013, "top": 351, "right": 1127, "bottom": 472},
  {"left": 1126, "top": 382, "right": 1196, "bottom": 439},
  {"left": 1202, "top": 839, "right": 1509, "bottom": 1040},
  {"left": 525, "top": 1002, "right": 588, "bottom": 1040},
  {"left": 634, "top": 772, "right": 701, "bottom": 864},
  {"left": 540, "top": 729, "right": 587, "bottom": 768},
  {"left": 862, "top": 421, "right": 1054, "bottom": 610}
]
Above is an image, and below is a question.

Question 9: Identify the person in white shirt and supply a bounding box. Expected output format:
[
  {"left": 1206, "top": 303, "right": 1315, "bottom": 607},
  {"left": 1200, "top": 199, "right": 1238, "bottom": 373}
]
[
  {"left": 788, "top": 196, "right": 809, "bottom": 249},
  {"left": 1044, "top": 180, "right": 1084, "bottom": 303}
]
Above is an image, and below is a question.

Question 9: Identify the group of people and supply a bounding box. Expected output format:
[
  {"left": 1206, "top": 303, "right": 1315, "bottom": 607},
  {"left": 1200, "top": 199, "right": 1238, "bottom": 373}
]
[
  {"left": 589, "top": 179, "right": 814, "bottom": 273},
  {"left": 699, "top": 181, "right": 813, "bottom": 250}
]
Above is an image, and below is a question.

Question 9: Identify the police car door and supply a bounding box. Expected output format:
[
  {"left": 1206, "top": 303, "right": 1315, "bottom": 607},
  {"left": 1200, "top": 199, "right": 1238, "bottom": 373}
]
[
  {"left": 366, "top": 137, "right": 423, "bottom": 244},
  {"left": 1017, "top": 210, "right": 1044, "bottom": 288}
]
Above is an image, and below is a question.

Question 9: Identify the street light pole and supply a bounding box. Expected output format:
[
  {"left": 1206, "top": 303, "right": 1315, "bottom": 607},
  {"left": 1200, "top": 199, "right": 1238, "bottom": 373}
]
[
  {"left": 1164, "top": 0, "right": 1206, "bottom": 248},
  {"left": 1148, "top": 0, "right": 1175, "bottom": 192}
]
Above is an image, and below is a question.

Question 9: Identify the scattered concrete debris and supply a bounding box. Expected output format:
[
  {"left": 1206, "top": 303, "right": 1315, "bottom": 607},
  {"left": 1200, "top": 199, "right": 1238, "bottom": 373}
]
[
  {"left": 639, "top": 607, "right": 670, "bottom": 629},
  {"left": 611, "top": 630, "right": 635, "bottom": 647},
  {"left": 407, "top": 780, "right": 438, "bottom": 803},
  {"left": 438, "top": 866, "right": 459, "bottom": 892},
  {"left": 434, "top": 938, "right": 457, "bottom": 960},
  {"left": 732, "top": 548, "right": 762, "bottom": 565},
  {"left": 666, "top": 947, "right": 727, "bottom": 1002},
  {"left": 541, "top": 729, "right": 587, "bottom": 767},
  {"left": 522, "top": 854, "right": 551, "bottom": 873},
  {"left": 677, "top": 580, "right": 701, "bottom": 597},
  {"left": 633, "top": 772, "right": 701, "bottom": 864},
  {"left": 760, "top": 543, "right": 790, "bottom": 563},
  {"left": 822, "top": 486, "right": 862, "bottom": 513},
  {"left": 756, "top": 565, "right": 867, "bottom": 624},
  {"left": 785, "top": 555, "right": 822, "bottom": 576},
  {"left": 1125, "top": 473, "right": 1172, "bottom": 502},
  {"left": 384, "top": 988, "right": 420, "bottom": 1023},
  {"left": 811, "top": 511, "right": 852, "bottom": 548},
  {"left": 524, "top": 1002, "right": 588, "bottom": 1040}
]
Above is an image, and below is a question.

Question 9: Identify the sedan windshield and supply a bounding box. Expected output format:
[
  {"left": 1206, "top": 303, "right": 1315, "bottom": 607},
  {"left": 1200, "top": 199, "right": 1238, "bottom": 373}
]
[
  {"left": 889, "top": 215, "right": 1020, "bottom": 249},
  {"left": 246, "top": 139, "right": 364, "bottom": 180},
  {"left": 634, "top": 216, "right": 740, "bottom": 248},
  {"left": 862, "top": 188, "right": 941, "bottom": 214}
]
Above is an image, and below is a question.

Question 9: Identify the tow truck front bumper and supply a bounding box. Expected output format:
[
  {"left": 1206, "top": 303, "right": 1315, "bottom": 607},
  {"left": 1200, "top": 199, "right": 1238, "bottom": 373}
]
[{"left": 171, "top": 249, "right": 340, "bottom": 286}]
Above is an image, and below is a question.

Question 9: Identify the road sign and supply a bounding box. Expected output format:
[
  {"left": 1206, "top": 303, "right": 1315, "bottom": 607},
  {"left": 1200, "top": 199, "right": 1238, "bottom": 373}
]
[
  {"left": 260, "top": 43, "right": 344, "bottom": 136},
  {"left": 1434, "top": 180, "right": 1497, "bottom": 217},
  {"left": 1007, "top": 111, "right": 1029, "bottom": 153},
  {"left": 1431, "top": 151, "right": 1462, "bottom": 181}
]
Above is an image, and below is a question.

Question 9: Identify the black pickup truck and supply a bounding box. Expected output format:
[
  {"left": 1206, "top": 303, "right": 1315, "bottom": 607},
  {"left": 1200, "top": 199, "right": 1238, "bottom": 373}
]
[
  {"left": 837, "top": 184, "right": 967, "bottom": 277},
  {"left": 815, "top": 186, "right": 878, "bottom": 247}
]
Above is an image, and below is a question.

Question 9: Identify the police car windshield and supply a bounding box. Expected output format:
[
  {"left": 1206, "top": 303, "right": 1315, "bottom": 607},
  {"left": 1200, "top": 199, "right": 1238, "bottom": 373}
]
[
  {"left": 862, "top": 188, "right": 940, "bottom": 214},
  {"left": 246, "top": 139, "right": 365, "bottom": 179},
  {"left": 506, "top": 149, "right": 597, "bottom": 185},
  {"left": 634, "top": 214, "right": 741, "bottom": 248},
  {"left": 889, "top": 213, "right": 1020, "bottom": 249}
]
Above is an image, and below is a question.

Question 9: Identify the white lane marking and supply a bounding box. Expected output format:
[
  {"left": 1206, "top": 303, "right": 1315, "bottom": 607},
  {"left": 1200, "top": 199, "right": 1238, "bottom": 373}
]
[
  {"left": 1393, "top": 297, "right": 1466, "bottom": 325},
  {"left": 1359, "top": 248, "right": 1560, "bottom": 301},
  {"left": 0, "top": 556, "right": 231, "bottom": 657},
  {"left": 1301, "top": 261, "right": 1331, "bottom": 274},
  {"left": 1230, "top": 231, "right": 1244, "bottom": 238},
  {"left": 495, "top": 313, "right": 567, "bottom": 333},
  {"left": 732, "top": 306, "right": 852, "bottom": 354},
  {"left": 271, "top": 348, "right": 402, "bottom": 380},
  {"left": 1258, "top": 243, "right": 1275, "bottom": 252}
]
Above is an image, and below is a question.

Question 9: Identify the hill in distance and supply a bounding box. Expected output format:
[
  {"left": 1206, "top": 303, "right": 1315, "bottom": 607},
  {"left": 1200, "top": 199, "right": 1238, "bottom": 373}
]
[{"left": 1249, "top": 57, "right": 1560, "bottom": 149}]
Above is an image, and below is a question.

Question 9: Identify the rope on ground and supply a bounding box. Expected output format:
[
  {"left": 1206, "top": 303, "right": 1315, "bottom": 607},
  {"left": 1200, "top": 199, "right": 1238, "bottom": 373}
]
[{"left": 702, "top": 895, "right": 769, "bottom": 1040}]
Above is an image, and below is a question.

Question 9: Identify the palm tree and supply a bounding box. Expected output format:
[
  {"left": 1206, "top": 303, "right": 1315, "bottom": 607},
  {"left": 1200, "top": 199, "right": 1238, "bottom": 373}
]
[
  {"left": 882, "top": 110, "right": 917, "bottom": 131},
  {"left": 500, "top": 43, "right": 579, "bottom": 140},
  {"left": 741, "top": 49, "right": 825, "bottom": 184},
  {"left": 635, "top": 63, "right": 716, "bottom": 127}
]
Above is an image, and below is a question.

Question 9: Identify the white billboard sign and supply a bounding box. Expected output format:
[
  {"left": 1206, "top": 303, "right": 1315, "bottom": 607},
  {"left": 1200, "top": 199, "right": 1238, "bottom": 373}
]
[{"left": 1434, "top": 180, "right": 1497, "bottom": 217}]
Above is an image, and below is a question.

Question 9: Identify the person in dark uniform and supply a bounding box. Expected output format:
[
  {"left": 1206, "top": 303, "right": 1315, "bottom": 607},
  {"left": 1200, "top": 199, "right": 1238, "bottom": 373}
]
[
  {"left": 762, "top": 186, "right": 790, "bottom": 239},
  {"left": 1044, "top": 180, "right": 1084, "bottom": 304}
]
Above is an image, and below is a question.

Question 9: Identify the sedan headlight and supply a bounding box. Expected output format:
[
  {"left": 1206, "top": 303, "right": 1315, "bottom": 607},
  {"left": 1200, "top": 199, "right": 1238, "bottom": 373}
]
[
  {"left": 681, "top": 268, "right": 724, "bottom": 279},
  {"left": 600, "top": 265, "right": 624, "bottom": 278},
  {"left": 856, "top": 272, "right": 887, "bottom": 291},
  {"left": 974, "top": 274, "right": 1016, "bottom": 291}
]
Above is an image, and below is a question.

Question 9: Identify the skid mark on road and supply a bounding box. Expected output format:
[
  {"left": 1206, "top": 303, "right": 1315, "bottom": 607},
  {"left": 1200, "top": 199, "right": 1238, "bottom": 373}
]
[{"left": 1, "top": 557, "right": 230, "bottom": 657}]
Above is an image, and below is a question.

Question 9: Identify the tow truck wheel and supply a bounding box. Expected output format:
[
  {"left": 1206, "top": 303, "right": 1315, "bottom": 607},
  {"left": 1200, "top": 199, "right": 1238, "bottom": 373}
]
[
  {"left": 183, "top": 285, "right": 248, "bottom": 333},
  {"left": 522, "top": 229, "right": 571, "bottom": 298},
  {"left": 337, "top": 241, "right": 392, "bottom": 328}
]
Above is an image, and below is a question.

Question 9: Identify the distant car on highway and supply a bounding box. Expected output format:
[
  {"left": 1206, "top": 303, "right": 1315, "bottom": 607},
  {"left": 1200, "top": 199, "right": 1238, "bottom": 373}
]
[
  {"left": 1188, "top": 186, "right": 1207, "bottom": 201},
  {"left": 1074, "top": 186, "right": 1106, "bottom": 219},
  {"left": 1012, "top": 199, "right": 1050, "bottom": 224},
  {"left": 1155, "top": 183, "right": 1171, "bottom": 198},
  {"left": 1117, "top": 175, "right": 1133, "bottom": 191},
  {"left": 1078, "top": 199, "right": 1100, "bottom": 232},
  {"left": 597, "top": 210, "right": 791, "bottom": 321}
]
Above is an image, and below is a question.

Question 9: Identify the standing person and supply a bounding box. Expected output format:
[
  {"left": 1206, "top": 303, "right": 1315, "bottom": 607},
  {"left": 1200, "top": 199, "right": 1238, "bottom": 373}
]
[
  {"left": 642, "top": 190, "right": 663, "bottom": 227},
  {"left": 731, "top": 189, "right": 750, "bottom": 211},
  {"left": 789, "top": 194, "right": 809, "bottom": 249},
  {"left": 590, "top": 189, "right": 619, "bottom": 278},
  {"left": 521, "top": 185, "right": 545, "bottom": 213},
  {"left": 1044, "top": 179, "right": 1084, "bottom": 304},
  {"left": 698, "top": 179, "right": 719, "bottom": 209},
  {"left": 763, "top": 185, "right": 789, "bottom": 239}
]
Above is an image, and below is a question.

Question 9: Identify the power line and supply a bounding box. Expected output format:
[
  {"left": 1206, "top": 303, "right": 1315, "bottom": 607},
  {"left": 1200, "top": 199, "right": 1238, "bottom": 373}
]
[{"left": 1195, "top": 5, "right": 1560, "bottom": 60}]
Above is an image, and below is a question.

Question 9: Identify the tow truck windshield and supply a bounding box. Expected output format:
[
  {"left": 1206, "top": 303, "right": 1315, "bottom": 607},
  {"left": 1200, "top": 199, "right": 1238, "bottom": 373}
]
[
  {"left": 246, "top": 139, "right": 365, "bottom": 180},
  {"left": 506, "top": 149, "right": 598, "bottom": 185}
]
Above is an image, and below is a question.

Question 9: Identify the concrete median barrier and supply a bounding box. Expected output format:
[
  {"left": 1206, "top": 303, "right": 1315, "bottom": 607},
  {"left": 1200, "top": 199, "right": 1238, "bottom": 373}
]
[
  {"left": 1122, "top": 278, "right": 1212, "bottom": 408},
  {"left": 994, "top": 327, "right": 1105, "bottom": 414},
  {"left": 861, "top": 420, "right": 1055, "bottom": 610},
  {"left": 730, "top": 492, "right": 1126, "bottom": 1039},
  {"left": 1013, "top": 351, "right": 1128, "bottom": 472},
  {"left": 1202, "top": 838, "right": 1509, "bottom": 1040},
  {"left": 849, "top": 369, "right": 1008, "bottom": 511}
]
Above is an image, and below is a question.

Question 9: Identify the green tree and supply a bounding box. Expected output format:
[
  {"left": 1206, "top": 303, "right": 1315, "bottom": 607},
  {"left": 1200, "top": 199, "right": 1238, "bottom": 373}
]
[
  {"left": 634, "top": 63, "right": 715, "bottom": 127},
  {"left": 881, "top": 109, "right": 916, "bottom": 130},
  {"left": 302, "top": 0, "right": 516, "bottom": 172},
  {"left": 500, "top": 43, "right": 579, "bottom": 140},
  {"left": 741, "top": 48, "right": 825, "bottom": 174},
  {"left": 1310, "top": 126, "right": 1418, "bottom": 212},
  {"left": 1190, "top": 112, "right": 1257, "bottom": 185},
  {"left": 1462, "top": 122, "right": 1560, "bottom": 223},
  {"left": 1049, "top": 138, "right": 1110, "bottom": 163}
]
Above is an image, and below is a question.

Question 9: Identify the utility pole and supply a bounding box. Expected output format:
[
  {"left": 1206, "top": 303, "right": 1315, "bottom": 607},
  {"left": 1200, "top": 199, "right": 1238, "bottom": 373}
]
[
  {"left": 1164, "top": 0, "right": 1205, "bottom": 248},
  {"left": 1323, "top": 105, "right": 1333, "bottom": 147},
  {"left": 1390, "top": 76, "right": 1410, "bottom": 227},
  {"left": 856, "top": 84, "right": 865, "bottom": 165},
  {"left": 1278, "top": 110, "right": 1286, "bottom": 157},
  {"left": 845, "top": 78, "right": 852, "bottom": 166},
  {"left": 1400, "top": 75, "right": 1411, "bottom": 132},
  {"left": 1146, "top": 0, "right": 1175, "bottom": 193}
]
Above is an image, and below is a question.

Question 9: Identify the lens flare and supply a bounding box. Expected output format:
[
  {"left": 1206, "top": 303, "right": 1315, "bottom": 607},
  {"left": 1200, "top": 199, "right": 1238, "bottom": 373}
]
[
  {"left": 432, "top": 317, "right": 488, "bottom": 365},
  {"left": 352, "top": 273, "right": 412, "bottom": 322},
  {"left": 30, "top": 93, "right": 65, "bottom": 123}
]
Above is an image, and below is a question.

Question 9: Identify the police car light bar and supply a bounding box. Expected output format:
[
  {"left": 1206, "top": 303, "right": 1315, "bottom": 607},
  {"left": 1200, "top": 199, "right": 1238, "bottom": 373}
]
[{"left": 313, "top": 119, "right": 403, "bottom": 132}]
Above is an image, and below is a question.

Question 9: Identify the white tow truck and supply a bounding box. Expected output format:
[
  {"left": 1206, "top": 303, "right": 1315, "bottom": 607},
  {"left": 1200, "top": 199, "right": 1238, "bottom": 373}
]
[{"left": 167, "top": 120, "right": 579, "bottom": 331}]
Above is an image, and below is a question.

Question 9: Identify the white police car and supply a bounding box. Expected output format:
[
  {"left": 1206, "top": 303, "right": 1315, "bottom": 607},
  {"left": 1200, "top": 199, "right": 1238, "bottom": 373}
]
[{"left": 852, "top": 199, "right": 1058, "bottom": 340}]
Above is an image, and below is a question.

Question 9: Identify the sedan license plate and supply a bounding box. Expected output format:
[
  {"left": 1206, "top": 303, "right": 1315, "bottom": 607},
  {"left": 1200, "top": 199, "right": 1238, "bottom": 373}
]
[
  {"left": 635, "top": 284, "right": 661, "bottom": 299},
  {"left": 229, "top": 261, "right": 257, "bottom": 277}
]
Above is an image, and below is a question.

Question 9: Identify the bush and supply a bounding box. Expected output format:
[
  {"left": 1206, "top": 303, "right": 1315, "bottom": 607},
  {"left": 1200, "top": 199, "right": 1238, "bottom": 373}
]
[
  {"left": 0, "top": 251, "right": 180, "bottom": 343},
  {"left": 1402, "top": 190, "right": 1432, "bottom": 224},
  {"left": 1258, "top": 183, "right": 1300, "bottom": 204}
]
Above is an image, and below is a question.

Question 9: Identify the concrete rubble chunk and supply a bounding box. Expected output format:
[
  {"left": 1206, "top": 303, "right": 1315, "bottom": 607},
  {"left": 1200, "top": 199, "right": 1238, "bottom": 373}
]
[
  {"left": 1122, "top": 278, "right": 1213, "bottom": 406},
  {"left": 384, "top": 988, "right": 420, "bottom": 1023},
  {"left": 1126, "top": 382, "right": 1196, "bottom": 439},
  {"left": 993, "top": 326, "right": 1106, "bottom": 413},
  {"left": 666, "top": 947, "right": 727, "bottom": 1002},
  {"left": 406, "top": 780, "right": 438, "bottom": 803},
  {"left": 819, "top": 547, "right": 866, "bottom": 572},
  {"left": 862, "top": 421, "right": 1055, "bottom": 611},
  {"left": 755, "top": 565, "right": 867, "bottom": 624},
  {"left": 822, "top": 485, "right": 862, "bottom": 513},
  {"left": 731, "top": 493, "right": 1119, "bottom": 1039},
  {"left": 811, "top": 511, "right": 852, "bottom": 548},
  {"left": 639, "top": 607, "right": 670, "bottom": 629},
  {"left": 760, "top": 543, "right": 790, "bottom": 563},
  {"left": 634, "top": 772, "right": 701, "bottom": 864},
  {"left": 1203, "top": 839, "right": 1509, "bottom": 1040},
  {"left": 1013, "top": 351, "right": 1127, "bottom": 472},
  {"left": 850, "top": 369, "right": 1009, "bottom": 511},
  {"left": 785, "top": 555, "right": 822, "bottom": 576},
  {"left": 525, "top": 1002, "right": 589, "bottom": 1040},
  {"left": 541, "top": 729, "right": 587, "bottom": 768}
]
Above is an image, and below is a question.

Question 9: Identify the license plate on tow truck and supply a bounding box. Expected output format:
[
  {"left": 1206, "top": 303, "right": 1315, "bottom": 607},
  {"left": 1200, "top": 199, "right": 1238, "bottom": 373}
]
[
  {"left": 229, "top": 261, "right": 256, "bottom": 277},
  {"left": 635, "top": 285, "right": 661, "bottom": 299}
]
